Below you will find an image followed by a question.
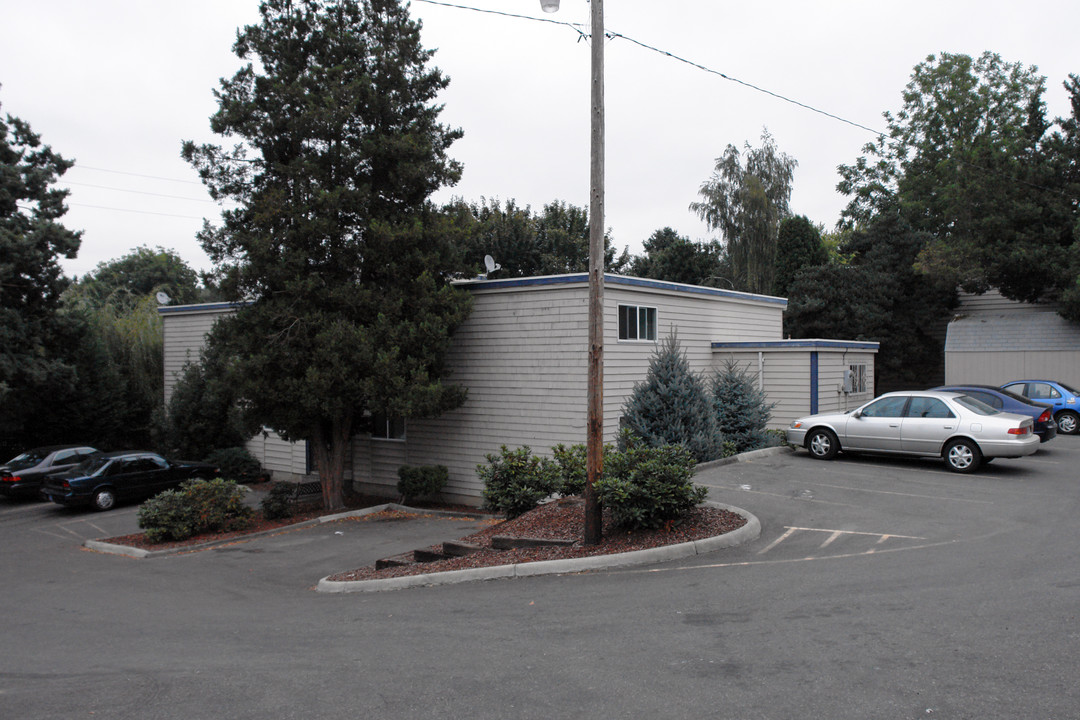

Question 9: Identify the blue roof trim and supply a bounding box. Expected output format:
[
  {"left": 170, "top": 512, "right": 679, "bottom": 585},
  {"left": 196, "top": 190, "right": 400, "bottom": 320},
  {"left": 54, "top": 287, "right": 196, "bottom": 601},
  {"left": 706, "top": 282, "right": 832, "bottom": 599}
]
[
  {"left": 712, "top": 339, "right": 880, "bottom": 351},
  {"left": 157, "top": 301, "right": 247, "bottom": 315},
  {"left": 456, "top": 273, "right": 787, "bottom": 305}
]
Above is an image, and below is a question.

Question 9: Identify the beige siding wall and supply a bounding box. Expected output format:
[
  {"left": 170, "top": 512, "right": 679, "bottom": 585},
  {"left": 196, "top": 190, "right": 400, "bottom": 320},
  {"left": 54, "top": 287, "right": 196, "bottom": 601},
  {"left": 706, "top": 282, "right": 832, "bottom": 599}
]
[
  {"left": 161, "top": 307, "right": 234, "bottom": 403},
  {"left": 710, "top": 347, "right": 877, "bottom": 429},
  {"left": 946, "top": 350, "right": 1080, "bottom": 387}
]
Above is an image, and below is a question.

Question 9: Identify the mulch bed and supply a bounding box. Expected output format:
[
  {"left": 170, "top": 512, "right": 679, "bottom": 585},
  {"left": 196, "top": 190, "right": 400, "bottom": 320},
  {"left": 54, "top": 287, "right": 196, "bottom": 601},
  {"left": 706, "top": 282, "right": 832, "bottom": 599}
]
[
  {"left": 98, "top": 485, "right": 747, "bottom": 580},
  {"left": 100, "top": 487, "right": 486, "bottom": 552},
  {"left": 326, "top": 499, "right": 747, "bottom": 582}
]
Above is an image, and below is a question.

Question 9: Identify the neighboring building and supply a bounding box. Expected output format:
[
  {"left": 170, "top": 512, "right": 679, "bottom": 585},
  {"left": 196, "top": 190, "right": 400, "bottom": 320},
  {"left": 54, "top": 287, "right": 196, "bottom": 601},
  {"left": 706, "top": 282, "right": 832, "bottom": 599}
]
[
  {"left": 161, "top": 274, "right": 877, "bottom": 505},
  {"left": 945, "top": 289, "right": 1080, "bottom": 387}
]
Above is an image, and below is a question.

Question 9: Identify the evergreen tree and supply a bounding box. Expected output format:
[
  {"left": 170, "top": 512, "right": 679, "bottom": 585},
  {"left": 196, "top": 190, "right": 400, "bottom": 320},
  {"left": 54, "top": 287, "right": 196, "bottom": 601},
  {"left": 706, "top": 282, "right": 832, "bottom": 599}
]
[
  {"left": 0, "top": 97, "right": 83, "bottom": 454},
  {"left": 182, "top": 0, "right": 471, "bottom": 511},
  {"left": 710, "top": 358, "right": 772, "bottom": 452},
  {"left": 620, "top": 334, "right": 722, "bottom": 463},
  {"left": 774, "top": 215, "right": 828, "bottom": 297}
]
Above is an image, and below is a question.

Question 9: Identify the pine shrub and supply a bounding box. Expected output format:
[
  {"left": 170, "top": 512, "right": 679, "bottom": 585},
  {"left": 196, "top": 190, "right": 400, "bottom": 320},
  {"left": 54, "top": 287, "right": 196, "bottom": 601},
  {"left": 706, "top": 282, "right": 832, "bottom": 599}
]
[
  {"left": 620, "top": 333, "right": 723, "bottom": 462},
  {"left": 710, "top": 358, "right": 774, "bottom": 453}
]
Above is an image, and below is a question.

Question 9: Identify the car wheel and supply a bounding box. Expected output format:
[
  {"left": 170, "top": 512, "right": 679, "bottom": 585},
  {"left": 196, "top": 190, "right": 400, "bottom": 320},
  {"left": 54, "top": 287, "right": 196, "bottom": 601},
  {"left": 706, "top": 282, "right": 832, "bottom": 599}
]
[
  {"left": 806, "top": 428, "right": 840, "bottom": 460},
  {"left": 944, "top": 439, "right": 982, "bottom": 473},
  {"left": 91, "top": 488, "right": 116, "bottom": 511},
  {"left": 1055, "top": 410, "right": 1079, "bottom": 435}
]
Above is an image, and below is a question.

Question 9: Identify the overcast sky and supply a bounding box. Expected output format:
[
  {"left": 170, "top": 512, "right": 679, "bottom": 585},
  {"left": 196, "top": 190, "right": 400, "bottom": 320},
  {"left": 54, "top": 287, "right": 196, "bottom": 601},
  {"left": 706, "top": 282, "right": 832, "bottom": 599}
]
[{"left": 2, "top": 0, "right": 1077, "bottom": 279}]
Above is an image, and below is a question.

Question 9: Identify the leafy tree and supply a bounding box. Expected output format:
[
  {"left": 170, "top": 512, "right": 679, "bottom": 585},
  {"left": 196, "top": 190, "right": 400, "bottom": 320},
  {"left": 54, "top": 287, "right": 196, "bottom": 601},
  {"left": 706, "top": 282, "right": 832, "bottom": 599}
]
[
  {"left": 785, "top": 214, "right": 957, "bottom": 391},
  {"left": 72, "top": 245, "right": 203, "bottom": 307},
  {"left": 447, "top": 197, "right": 629, "bottom": 278},
  {"left": 690, "top": 129, "right": 797, "bottom": 295},
  {"left": 620, "top": 333, "right": 723, "bottom": 463},
  {"left": 710, "top": 358, "right": 772, "bottom": 453},
  {"left": 628, "top": 227, "right": 728, "bottom": 287},
  {"left": 838, "top": 52, "right": 1078, "bottom": 314},
  {"left": 774, "top": 215, "right": 827, "bottom": 297},
  {"left": 182, "top": 0, "right": 472, "bottom": 511},
  {"left": 0, "top": 97, "right": 83, "bottom": 454}
]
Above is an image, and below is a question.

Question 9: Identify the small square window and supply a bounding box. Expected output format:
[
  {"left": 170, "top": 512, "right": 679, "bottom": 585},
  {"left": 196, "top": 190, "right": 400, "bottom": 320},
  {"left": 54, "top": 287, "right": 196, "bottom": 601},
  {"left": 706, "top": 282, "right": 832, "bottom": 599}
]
[
  {"left": 618, "top": 304, "right": 657, "bottom": 341},
  {"left": 370, "top": 413, "right": 406, "bottom": 440}
]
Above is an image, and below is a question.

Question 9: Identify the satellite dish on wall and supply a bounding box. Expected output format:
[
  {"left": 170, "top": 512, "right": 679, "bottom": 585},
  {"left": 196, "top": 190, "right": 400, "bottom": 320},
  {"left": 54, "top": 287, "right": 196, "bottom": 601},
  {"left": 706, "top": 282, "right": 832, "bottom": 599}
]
[
  {"left": 156, "top": 291, "right": 171, "bottom": 305},
  {"left": 484, "top": 255, "right": 501, "bottom": 274}
]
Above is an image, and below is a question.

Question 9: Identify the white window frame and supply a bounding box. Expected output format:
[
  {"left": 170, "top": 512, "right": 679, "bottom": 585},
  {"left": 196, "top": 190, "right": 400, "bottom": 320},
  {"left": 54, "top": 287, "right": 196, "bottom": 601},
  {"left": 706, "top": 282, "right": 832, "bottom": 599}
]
[
  {"left": 848, "top": 363, "right": 868, "bottom": 393},
  {"left": 618, "top": 304, "right": 657, "bottom": 342}
]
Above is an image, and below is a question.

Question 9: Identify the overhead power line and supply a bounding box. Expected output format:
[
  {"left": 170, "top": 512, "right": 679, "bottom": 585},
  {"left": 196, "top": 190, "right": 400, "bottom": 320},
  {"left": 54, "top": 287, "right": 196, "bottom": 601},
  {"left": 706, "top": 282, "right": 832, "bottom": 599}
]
[{"left": 413, "top": 0, "right": 886, "bottom": 137}]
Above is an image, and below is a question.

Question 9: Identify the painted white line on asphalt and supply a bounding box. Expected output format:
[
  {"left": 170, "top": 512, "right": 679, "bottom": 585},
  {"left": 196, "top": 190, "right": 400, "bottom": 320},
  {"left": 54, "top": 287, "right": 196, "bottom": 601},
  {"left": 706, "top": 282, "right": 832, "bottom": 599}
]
[
  {"left": 756, "top": 527, "right": 796, "bottom": 555},
  {"left": 800, "top": 481, "right": 994, "bottom": 504}
]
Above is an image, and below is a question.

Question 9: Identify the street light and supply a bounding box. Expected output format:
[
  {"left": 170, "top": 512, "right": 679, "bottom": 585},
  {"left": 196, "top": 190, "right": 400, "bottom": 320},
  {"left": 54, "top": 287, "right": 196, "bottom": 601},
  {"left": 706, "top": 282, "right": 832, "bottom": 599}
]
[{"left": 542, "top": 0, "right": 604, "bottom": 545}]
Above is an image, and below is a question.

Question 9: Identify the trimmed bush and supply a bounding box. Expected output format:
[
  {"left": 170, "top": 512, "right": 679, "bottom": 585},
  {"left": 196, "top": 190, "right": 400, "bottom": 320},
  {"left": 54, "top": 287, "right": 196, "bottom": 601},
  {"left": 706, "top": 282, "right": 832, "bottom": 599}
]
[
  {"left": 596, "top": 436, "right": 707, "bottom": 530},
  {"left": 397, "top": 464, "right": 449, "bottom": 504},
  {"left": 478, "top": 445, "right": 563, "bottom": 518},
  {"left": 205, "top": 447, "right": 266, "bottom": 483},
  {"left": 137, "top": 478, "right": 253, "bottom": 543},
  {"left": 261, "top": 481, "right": 296, "bottom": 520},
  {"left": 551, "top": 443, "right": 587, "bottom": 497}
]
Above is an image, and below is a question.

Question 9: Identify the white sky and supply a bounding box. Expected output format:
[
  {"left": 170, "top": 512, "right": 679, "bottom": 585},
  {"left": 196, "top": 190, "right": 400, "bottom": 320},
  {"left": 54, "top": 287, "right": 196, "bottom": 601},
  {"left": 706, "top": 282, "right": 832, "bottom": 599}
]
[{"left": 2, "top": 0, "right": 1077, "bottom": 279}]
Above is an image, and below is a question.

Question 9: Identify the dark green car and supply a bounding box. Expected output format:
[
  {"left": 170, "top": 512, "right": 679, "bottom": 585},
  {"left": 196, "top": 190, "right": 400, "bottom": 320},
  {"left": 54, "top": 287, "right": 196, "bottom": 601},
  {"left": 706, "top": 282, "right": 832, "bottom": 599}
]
[{"left": 42, "top": 451, "right": 219, "bottom": 511}]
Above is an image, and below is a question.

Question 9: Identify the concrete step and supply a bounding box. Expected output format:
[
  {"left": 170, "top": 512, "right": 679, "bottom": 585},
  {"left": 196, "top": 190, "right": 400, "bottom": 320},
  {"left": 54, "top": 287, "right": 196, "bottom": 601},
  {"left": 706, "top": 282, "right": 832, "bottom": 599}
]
[
  {"left": 491, "top": 535, "right": 577, "bottom": 550},
  {"left": 374, "top": 552, "right": 416, "bottom": 570},
  {"left": 442, "top": 539, "right": 484, "bottom": 557}
]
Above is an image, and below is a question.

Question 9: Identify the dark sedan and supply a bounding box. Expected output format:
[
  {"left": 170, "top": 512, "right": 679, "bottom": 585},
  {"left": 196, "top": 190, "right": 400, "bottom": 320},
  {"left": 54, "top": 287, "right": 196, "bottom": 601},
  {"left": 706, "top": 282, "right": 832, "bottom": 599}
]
[
  {"left": 42, "top": 451, "right": 219, "bottom": 511},
  {"left": 933, "top": 385, "right": 1057, "bottom": 443},
  {"left": 0, "top": 445, "right": 100, "bottom": 500}
]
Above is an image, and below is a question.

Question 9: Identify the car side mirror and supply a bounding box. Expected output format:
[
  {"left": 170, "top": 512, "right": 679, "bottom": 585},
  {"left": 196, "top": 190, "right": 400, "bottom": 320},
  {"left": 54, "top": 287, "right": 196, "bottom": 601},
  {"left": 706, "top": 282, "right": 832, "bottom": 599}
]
[{"left": 852, "top": 410, "right": 862, "bottom": 419}]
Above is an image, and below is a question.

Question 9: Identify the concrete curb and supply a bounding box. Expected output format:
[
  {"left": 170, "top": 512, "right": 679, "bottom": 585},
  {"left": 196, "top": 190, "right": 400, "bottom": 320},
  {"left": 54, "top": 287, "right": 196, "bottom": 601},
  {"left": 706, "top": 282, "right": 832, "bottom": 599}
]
[
  {"left": 695, "top": 444, "right": 793, "bottom": 473},
  {"left": 83, "top": 503, "right": 492, "bottom": 558},
  {"left": 315, "top": 501, "right": 761, "bottom": 594}
]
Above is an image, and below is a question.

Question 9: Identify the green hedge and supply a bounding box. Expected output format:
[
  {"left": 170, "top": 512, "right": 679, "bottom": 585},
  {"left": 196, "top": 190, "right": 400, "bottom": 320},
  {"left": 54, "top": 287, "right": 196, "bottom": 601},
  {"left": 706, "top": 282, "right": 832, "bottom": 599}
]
[{"left": 137, "top": 478, "right": 253, "bottom": 543}]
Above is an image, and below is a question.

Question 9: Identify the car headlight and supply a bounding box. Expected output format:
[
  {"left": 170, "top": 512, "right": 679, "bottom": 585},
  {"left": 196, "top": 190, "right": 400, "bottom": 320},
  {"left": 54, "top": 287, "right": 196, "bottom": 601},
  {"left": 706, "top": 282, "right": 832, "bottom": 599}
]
[{"left": 790, "top": 421, "right": 803, "bottom": 429}]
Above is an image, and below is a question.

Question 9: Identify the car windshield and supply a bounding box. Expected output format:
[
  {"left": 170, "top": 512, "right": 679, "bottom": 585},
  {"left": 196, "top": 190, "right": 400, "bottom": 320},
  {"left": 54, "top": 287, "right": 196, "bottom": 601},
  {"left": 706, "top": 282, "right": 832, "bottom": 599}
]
[
  {"left": 1058, "top": 381, "right": 1080, "bottom": 395},
  {"left": 4, "top": 450, "right": 47, "bottom": 471},
  {"left": 997, "top": 387, "right": 1037, "bottom": 404},
  {"left": 75, "top": 454, "right": 112, "bottom": 476},
  {"left": 953, "top": 395, "right": 1000, "bottom": 416}
]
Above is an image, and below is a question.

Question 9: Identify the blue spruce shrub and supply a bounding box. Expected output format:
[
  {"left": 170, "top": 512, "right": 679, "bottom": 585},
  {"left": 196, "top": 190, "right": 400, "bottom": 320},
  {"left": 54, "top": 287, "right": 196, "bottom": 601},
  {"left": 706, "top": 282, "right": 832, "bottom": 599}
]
[
  {"left": 620, "top": 333, "right": 723, "bottom": 462},
  {"left": 710, "top": 357, "right": 774, "bottom": 453}
]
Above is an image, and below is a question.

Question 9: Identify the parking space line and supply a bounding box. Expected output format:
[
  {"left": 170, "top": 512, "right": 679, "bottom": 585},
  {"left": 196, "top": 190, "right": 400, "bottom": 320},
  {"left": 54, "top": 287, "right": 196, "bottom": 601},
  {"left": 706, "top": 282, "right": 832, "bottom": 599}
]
[
  {"left": 757, "top": 526, "right": 925, "bottom": 556},
  {"left": 800, "top": 481, "right": 994, "bottom": 504}
]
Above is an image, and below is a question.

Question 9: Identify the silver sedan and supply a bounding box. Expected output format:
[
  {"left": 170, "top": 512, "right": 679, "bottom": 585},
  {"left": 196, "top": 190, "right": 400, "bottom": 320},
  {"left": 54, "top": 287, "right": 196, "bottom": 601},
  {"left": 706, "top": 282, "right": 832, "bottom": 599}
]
[{"left": 786, "top": 390, "right": 1040, "bottom": 473}]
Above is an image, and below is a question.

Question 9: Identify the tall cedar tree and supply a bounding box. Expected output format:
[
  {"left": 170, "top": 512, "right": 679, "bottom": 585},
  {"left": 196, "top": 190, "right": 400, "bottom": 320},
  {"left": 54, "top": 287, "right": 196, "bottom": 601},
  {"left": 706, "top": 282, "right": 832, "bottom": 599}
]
[
  {"left": 620, "top": 334, "right": 723, "bottom": 463},
  {"left": 773, "top": 215, "right": 828, "bottom": 298},
  {"left": 0, "top": 98, "right": 83, "bottom": 454},
  {"left": 690, "top": 129, "right": 796, "bottom": 295},
  {"left": 182, "top": 0, "right": 471, "bottom": 511}
]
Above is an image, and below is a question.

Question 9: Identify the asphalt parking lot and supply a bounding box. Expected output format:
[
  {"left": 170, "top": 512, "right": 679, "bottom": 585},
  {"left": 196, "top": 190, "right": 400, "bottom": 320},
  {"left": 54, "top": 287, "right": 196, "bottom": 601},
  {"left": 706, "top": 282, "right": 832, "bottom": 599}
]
[{"left": 2, "top": 439, "right": 1078, "bottom": 719}]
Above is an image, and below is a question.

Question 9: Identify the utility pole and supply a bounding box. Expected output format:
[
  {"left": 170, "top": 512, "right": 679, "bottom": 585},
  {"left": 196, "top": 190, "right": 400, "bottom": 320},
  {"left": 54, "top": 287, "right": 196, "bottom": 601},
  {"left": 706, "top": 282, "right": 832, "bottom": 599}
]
[{"left": 540, "top": 0, "right": 604, "bottom": 545}]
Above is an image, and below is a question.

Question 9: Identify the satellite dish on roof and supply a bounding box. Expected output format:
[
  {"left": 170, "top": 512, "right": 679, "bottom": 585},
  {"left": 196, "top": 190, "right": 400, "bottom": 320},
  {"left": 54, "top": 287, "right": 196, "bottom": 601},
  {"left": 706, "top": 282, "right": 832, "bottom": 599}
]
[
  {"left": 156, "top": 291, "right": 171, "bottom": 305},
  {"left": 484, "top": 255, "right": 501, "bottom": 274}
]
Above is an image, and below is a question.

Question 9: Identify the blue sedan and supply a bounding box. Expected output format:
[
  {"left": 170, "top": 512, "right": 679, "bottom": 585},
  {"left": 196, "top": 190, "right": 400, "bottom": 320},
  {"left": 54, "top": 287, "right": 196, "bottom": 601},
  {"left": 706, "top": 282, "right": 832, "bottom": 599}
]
[
  {"left": 933, "top": 385, "right": 1056, "bottom": 442},
  {"left": 1000, "top": 380, "right": 1080, "bottom": 435}
]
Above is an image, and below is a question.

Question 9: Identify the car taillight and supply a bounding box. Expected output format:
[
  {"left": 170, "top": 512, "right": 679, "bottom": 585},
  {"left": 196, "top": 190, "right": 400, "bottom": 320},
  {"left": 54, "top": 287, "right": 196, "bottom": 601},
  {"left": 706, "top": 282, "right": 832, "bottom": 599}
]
[
  {"left": 1038, "top": 410, "right": 1052, "bottom": 422},
  {"left": 2, "top": 475, "right": 18, "bottom": 482},
  {"left": 1007, "top": 426, "right": 1030, "bottom": 435}
]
